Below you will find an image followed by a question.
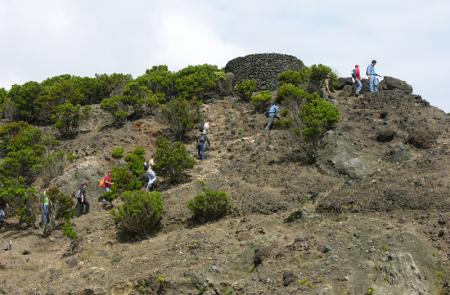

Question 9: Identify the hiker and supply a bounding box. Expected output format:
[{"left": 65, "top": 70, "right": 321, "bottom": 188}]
[
  {"left": 146, "top": 166, "right": 157, "bottom": 191},
  {"left": 99, "top": 171, "right": 113, "bottom": 192},
  {"left": 75, "top": 183, "right": 89, "bottom": 216},
  {"left": 203, "top": 121, "right": 210, "bottom": 134},
  {"left": 323, "top": 73, "right": 332, "bottom": 99},
  {"left": 144, "top": 154, "right": 155, "bottom": 171},
  {"left": 352, "top": 65, "right": 362, "bottom": 96},
  {"left": 264, "top": 103, "right": 279, "bottom": 131},
  {"left": 366, "top": 60, "right": 382, "bottom": 93},
  {"left": 0, "top": 205, "right": 7, "bottom": 227},
  {"left": 197, "top": 130, "right": 210, "bottom": 160},
  {"left": 41, "top": 188, "right": 50, "bottom": 226}
]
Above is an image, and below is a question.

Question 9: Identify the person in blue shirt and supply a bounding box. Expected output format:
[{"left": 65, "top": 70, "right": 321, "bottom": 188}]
[
  {"left": 366, "top": 60, "right": 382, "bottom": 93},
  {"left": 264, "top": 103, "right": 280, "bottom": 131}
]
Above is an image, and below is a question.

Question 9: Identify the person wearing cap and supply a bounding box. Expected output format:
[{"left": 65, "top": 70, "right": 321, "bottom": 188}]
[
  {"left": 366, "top": 60, "right": 382, "bottom": 93},
  {"left": 353, "top": 65, "right": 362, "bottom": 96}
]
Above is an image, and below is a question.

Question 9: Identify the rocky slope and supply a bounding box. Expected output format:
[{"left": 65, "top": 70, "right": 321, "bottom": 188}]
[{"left": 0, "top": 84, "right": 449, "bottom": 295}]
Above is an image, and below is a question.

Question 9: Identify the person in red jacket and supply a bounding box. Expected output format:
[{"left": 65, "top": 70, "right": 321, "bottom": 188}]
[
  {"left": 352, "top": 65, "right": 362, "bottom": 96},
  {"left": 103, "top": 171, "right": 113, "bottom": 192}
]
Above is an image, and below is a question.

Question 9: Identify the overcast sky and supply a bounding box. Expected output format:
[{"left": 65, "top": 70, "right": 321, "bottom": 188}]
[{"left": 1, "top": 0, "right": 449, "bottom": 112}]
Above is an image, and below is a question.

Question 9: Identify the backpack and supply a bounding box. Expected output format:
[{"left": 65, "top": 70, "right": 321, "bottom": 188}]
[
  {"left": 98, "top": 177, "right": 106, "bottom": 188},
  {"left": 72, "top": 189, "right": 81, "bottom": 199},
  {"left": 351, "top": 69, "right": 356, "bottom": 79}
]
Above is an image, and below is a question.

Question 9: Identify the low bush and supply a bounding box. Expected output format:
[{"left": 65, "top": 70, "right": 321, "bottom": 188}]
[
  {"left": 187, "top": 189, "right": 231, "bottom": 223},
  {"left": 153, "top": 137, "right": 195, "bottom": 184},
  {"left": 175, "top": 64, "right": 223, "bottom": 99},
  {"left": 46, "top": 187, "right": 74, "bottom": 221},
  {"left": 299, "top": 96, "right": 340, "bottom": 163},
  {"left": 52, "top": 102, "right": 82, "bottom": 138},
  {"left": 236, "top": 79, "right": 257, "bottom": 101},
  {"left": 62, "top": 220, "right": 78, "bottom": 240},
  {"left": 112, "top": 190, "right": 164, "bottom": 235},
  {"left": 161, "top": 97, "right": 202, "bottom": 140},
  {"left": 251, "top": 91, "right": 272, "bottom": 113},
  {"left": 273, "top": 108, "right": 293, "bottom": 129},
  {"left": 111, "top": 146, "right": 124, "bottom": 159}
]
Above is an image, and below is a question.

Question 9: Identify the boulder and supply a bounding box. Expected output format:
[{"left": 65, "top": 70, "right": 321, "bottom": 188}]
[
  {"left": 336, "top": 77, "right": 353, "bottom": 90},
  {"left": 318, "top": 131, "right": 377, "bottom": 179},
  {"left": 380, "top": 76, "right": 413, "bottom": 94},
  {"left": 407, "top": 128, "right": 438, "bottom": 149},
  {"left": 376, "top": 129, "right": 396, "bottom": 142},
  {"left": 217, "top": 72, "right": 234, "bottom": 96},
  {"left": 384, "top": 144, "right": 411, "bottom": 162}
]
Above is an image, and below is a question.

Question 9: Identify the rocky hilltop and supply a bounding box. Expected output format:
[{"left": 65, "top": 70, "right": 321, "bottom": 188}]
[{"left": 0, "top": 54, "right": 449, "bottom": 295}]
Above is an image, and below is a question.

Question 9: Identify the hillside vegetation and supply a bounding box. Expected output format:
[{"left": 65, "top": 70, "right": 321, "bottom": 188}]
[{"left": 0, "top": 57, "right": 449, "bottom": 295}]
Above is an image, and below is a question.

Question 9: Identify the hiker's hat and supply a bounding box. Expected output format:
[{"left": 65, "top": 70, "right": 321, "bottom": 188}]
[{"left": 371, "top": 60, "right": 377, "bottom": 64}]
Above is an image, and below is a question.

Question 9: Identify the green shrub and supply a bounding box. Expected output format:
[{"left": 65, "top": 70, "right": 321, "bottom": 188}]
[
  {"left": 108, "top": 147, "right": 147, "bottom": 198},
  {"left": 100, "top": 96, "right": 128, "bottom": 126},
  {"left": 36, "top": 150, "right": 66, "bottom": 186},
  {"left": 251, "top": 91, "right": 272, "bottom": 113},
  {"left": 0, "top": 122, "right": 47, "bottom": 185},
  {"left": 277, "top": 65, "right": 337, "bottom": 96},
  {"left": 67, "top": 152, "right": 77, "bottom": 162},
  {"left": 62, "top": 220, "right": 78, "bottom": 239},
  {"left": 276, "top": 83, "right": 308, "bottom": 105},
  {"left": 46, "top": 187, "right": 74, "bottom": 221},
  {"left": 273, "top": 108, "right": 293, "bottom": 129},
  {"left": 161, "top": 97, "right": 202, "bottom": 140},
  {"left": 111, "top": 146, "right": 124, "bottom": 159},
  {"left": 52, "top": 102, "right": 81, "bottom": 138},
  {"left": 278, "top": 70, "right": 309, "bottom": 86},
  {"left": 153, "top": 137, "right": 195, "bottom": 184},
  {"left": 236, "top": 79, "right": 257, "bottom": 101},
  {"left": 299, "top": 96, "right": 340, "bottom": 163},
  {"left": 136, "top": 65, "right": 175, "bottom": 100},
  {"left": 187, "top": 189, "right": 232, "bottom": 223},
  {"left": 175, "top": 64, "right": 223, "bottom": 99},
  {"left": 112, "top": 190, "right": 164, "bottom": 235}
]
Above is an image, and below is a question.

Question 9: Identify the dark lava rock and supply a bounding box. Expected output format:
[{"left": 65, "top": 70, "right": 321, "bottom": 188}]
[
  {"left": 376, "top": 129, "right": 396, "bottom": 142},
  {"left": 380, "top": 76, "right": 413, "bottom": 94},
  {"left": 407, "top": 129, "right": 438, "bottom": 149},
  {"left": 384, "top": 144, "right": 410, "bottom": 163},
  {"left": 283, "top": 271, "right": 296, "bottom": 286}
]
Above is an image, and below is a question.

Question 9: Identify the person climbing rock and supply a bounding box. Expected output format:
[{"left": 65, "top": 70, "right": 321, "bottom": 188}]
[
  {"left": 323, "top": 73, "right": 333, "bottom": 99},
  {"left": 366, "top": 60, "right": 382, "bottom": 93},
  {"left": 146, "top": 165, "right": 157, "bottom": 191},
  {"left": 75, "top": 183, "right": 89, "bottom": 216},
  {"left": 352, "top": 64, "right": 362, "bottom": 96},
  {"left": 0, "top": 202, "right": 7, "bottom": 227},
  {"left": 41, "top": 188, "right": 50, "bottom": 226},
  {"left": 264, "top": 103, "right": 279, "bottom": 131},
  {"left": 99, "top": 171, "right": 113, "bottom": 192},
  {"left": 197, "top": 130, "right": 210, "bottom": 160}
]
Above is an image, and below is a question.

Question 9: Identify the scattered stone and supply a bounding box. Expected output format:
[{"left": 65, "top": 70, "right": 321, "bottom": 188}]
[
  {"left": 376, "top": 129, "right": 396, "bottom": 143},
  {"left": 232, "top": 279, "right": 245, "bottom": 291},
  {"left": 284, "top": 209, "right": 307, "bottom": 223},
  {"left": 282, "top": 271, "right": 296, "bottom": 286},
  {"left": 254, "top": 247, "right": 272, "bottom": 268},
  {"left": 318, "top": 244, "right": 332, "bottom": 253},
  {"left": 21, "top": 250, "right": 30, "bottom": 255},
  {"left": 438, "top": 230, "right": 445, "bottom": 238}
]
